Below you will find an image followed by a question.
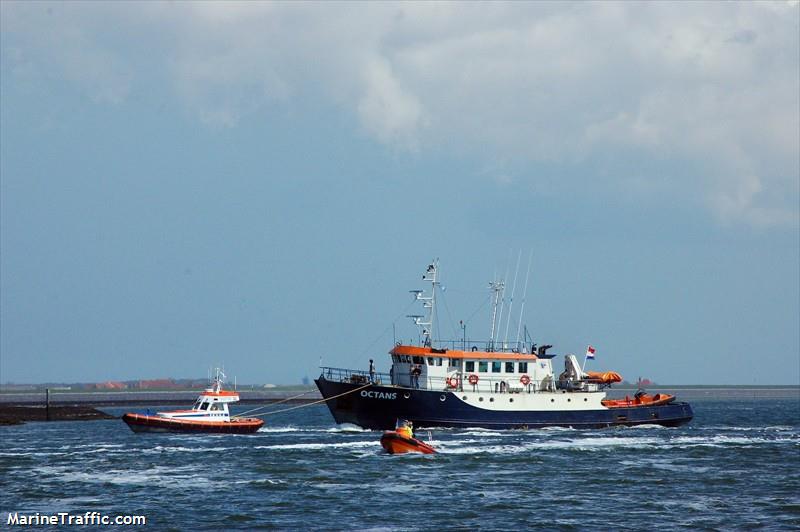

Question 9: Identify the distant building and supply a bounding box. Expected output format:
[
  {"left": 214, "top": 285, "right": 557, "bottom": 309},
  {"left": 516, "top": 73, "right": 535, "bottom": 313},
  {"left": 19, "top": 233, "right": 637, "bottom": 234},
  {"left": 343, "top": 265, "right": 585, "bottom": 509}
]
[
  {"left": 302, "top": 376, "right": 310, "bottom": 386},
  {"left": 137, "top": 379, "right": 180, "bottom": 389},
  {"left": 94, "top": 381, "right": 127, "bottom": 390}
]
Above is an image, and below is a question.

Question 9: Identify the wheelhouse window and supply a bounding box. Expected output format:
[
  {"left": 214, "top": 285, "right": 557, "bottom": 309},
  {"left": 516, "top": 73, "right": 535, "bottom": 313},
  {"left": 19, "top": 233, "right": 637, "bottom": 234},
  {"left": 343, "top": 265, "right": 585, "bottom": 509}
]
[
  {"left": 478, "top": 361, "right": 488, "bottom": 373},
  {"left": 491, "top": 362, "right": 501, "bottom": 373},
  {"left": 427, "top": 357, "right": 434, "bottom": 366},
  {"left": 465, "top": 361, "right": 475, "bottom": 372},
  {"left": 505, "top": 362, "right": 515, "bottom": 373},
  {"left": 210, "top": 403, "right": 223, "bottom": 411},
  {"left": 436, "top": 358, "right": 443, "bottom": 366},
  {"left": 413, "top": 356, "right": 425, "bottom": 364},
  {"left": 200, "top": 402, "right": 209, "bottom": 411},
  {"left": 518, "top": 362, "right": 528, "bottom": 373}
]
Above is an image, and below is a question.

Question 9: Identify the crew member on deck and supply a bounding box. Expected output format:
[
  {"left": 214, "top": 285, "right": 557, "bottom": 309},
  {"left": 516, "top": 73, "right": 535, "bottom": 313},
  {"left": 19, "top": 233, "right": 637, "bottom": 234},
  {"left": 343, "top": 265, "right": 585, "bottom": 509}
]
[
  {"left": 411, "top": 365, "right": 422, "bottom": 388},
  {"left": 369, "top": 359, "right": 376, "bottom": 383},
  {"left": 396, "top": 419, "right": 413, "bottom": 439}
]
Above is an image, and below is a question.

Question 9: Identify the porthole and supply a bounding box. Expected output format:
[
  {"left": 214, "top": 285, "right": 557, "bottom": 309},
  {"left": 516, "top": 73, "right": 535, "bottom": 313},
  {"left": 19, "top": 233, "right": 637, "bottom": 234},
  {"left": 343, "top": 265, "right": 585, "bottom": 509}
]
[
  {"left": 567, "top": 398, "right": 571, "bottom": 402},
  {"left": 462, "top": 396, "right": 468, "bottom": 400},
  {"left": 439, "top": 395, "right": 446, "bottom": 402},
  {"left": 403, "top": 392, "right": 410, "bottom": 399},
  {"left": 584, "top": 398, "right": 588, "bottom": 402},
  {"left": 489, "top": 397, "right": 494, "bottom": 402},
  {"left": 551, "top": 399, "right": 555, "bottom": 403},
  {"left": 479, "top": 397, "right": 484, "bottom": 402},
  {"left": 509, "top": 398, "right": 514, "bottom": 403}
]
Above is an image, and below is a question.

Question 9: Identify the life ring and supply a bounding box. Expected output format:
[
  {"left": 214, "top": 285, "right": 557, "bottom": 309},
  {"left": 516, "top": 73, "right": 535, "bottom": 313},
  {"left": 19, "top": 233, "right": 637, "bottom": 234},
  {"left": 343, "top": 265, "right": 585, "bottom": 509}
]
[
  {"left": 471, "top": 346, "right": 478, "bottom": 352},
  {"left": 468, "top": 374, "right": 479, "bottom": 386},
  {"left": 520, "top": 374, "right": 531, "bottom": 386},
  {"left": 447, "top": 376, "right": 460, "bottom": 388}
]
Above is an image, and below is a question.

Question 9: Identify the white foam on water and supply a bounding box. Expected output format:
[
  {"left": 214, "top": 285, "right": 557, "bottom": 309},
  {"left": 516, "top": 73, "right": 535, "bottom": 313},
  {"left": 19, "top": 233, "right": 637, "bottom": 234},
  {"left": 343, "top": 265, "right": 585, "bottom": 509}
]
[
  {"left": 28, "top": 464, "right": 208, "bottom": 488},
  {"left": 0, "top": 451, "right": 68, "bottom": 457},
  {"left": 537, "top": 426, "right": 579, "bottom": 432},
  {"left": 257, "top": 426, "right": 305, "bottom": 433},
  {"left": 56, "top": 443, "right": 126, "bottom": 451},
  {"left": 255, "top": 440, "right": 380, "bottom": 451},
  {"left": 456, "top": 430, "right": 507, "bottom": 438},
  {"left": 703, "top": 425, "right": 796, "bottom": 433},
  {"left": 437, "top": 436, "right": 667, "bottom": 454},
  {"left": 232, "top": 478, "right": 285, "bottom": 485},
  {"left": 665, "top": 434, "right": 797, "bottom": 447},
  {"left": 142, "top": 445, "right": 236, "bottom": 455},
  {"left": 308, "top": 482, "right": 350, "bottom": 491},
  {"left": 535, "top": 436, "right": 663, "bottom": 449},
  {"left": 618, "top": 458, "right": 711, "bottom": 473},
  {"left": 437, "top": 444, "right": 527, "bottom": 455},
  {"left": 626, "top": 423, "right": 669, "bottom": 430},
  {"left": 326, "top": 424, "right": 371, "bottom": 433}
]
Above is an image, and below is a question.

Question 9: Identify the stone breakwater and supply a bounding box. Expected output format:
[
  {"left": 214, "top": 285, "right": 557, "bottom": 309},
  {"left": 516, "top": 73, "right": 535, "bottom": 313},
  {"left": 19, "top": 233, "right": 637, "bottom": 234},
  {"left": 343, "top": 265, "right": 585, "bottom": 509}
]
[
  {"left": 0, "top": 389, "right": 323, "bottom": 407},
  {"left": 0, "top": 405, "right": 115, "bottom": 425}
]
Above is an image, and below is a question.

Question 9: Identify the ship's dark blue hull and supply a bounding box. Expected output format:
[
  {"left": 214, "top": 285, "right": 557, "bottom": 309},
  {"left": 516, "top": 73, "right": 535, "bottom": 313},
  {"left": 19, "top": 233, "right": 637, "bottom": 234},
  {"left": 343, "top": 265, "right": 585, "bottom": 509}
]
[{"left": 315, "top": 377, "right": 693, "bottom": 430}]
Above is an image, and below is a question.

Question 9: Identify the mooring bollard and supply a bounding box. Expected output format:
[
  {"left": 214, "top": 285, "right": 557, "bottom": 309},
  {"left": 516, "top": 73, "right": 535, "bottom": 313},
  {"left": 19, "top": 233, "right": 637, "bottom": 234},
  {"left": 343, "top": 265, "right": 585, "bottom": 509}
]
[{"left": 46, "top": 388, "right": 50, "bottom": 421}]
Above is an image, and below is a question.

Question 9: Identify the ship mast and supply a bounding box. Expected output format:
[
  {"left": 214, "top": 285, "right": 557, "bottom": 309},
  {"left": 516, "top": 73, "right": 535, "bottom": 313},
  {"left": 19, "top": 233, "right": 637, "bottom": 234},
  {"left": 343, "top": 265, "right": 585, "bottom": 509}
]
[
  {"left": 408, "top": 260, "right": 438, "bottom": 347},
  {"left": 488, "top": 279, "right": 504, "bottom": 352}
]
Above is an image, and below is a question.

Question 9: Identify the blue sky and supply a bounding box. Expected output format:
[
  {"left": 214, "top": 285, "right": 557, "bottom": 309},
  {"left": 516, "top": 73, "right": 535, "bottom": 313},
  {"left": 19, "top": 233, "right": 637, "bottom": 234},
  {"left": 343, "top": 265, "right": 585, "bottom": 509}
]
[{"left": 1, "top": 1, "right": 798, "bottom": 385}]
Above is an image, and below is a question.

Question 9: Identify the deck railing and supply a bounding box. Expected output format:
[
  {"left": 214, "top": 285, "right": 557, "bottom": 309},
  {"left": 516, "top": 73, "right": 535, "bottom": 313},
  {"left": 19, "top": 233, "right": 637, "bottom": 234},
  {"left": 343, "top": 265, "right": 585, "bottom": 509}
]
[
  {"left": 317, "top": 367, "right": 597, "bottom": 394},
  {"left": 397, "top": 339, "right": 537, "bottom": 354},
  {"left": 320, "top": 367, "right": 392, "bottom": 386}
]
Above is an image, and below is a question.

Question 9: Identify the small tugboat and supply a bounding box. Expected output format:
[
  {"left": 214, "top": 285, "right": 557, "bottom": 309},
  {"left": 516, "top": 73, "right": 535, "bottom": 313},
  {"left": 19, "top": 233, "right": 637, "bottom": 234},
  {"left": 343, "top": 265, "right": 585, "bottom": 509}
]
[
  {"left": 316, "top": 260, "right": 694, "bottom": 430},
  {"left": 122, "top": 369, "right": 263, "bottom": 434},
  {"left": 380, "top": 420, "right": 437, "bottom": 454}
]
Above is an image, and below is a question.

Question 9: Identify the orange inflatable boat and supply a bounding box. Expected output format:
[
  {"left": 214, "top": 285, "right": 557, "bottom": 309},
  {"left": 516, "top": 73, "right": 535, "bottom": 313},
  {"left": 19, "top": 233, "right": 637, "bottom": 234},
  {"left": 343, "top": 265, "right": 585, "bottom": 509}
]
[
  {"left": 380, "top": 431, "right": 437, "bottom": 454},
  {"left": 380, "top": 420, "right": 436, "bottom": 454},
  {"left": 601, "top": 392, "right": 676, "bottom": 408}
]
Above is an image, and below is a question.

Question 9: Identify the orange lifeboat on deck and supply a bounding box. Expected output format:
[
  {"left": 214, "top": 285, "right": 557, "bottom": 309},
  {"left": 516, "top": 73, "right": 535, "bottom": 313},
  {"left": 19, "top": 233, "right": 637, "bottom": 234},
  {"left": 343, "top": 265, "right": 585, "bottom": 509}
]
[
  {"left": 601, "top": 392, "right": 676, "bottom": 408},
  {"left": 585, "top": 371, "right": 623, "bottom": 384}
]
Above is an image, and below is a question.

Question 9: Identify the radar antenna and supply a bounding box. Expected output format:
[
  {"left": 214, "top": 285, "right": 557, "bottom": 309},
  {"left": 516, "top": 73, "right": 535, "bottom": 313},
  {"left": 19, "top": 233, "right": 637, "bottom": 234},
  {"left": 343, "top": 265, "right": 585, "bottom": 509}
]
[{"left": 407, "top": 260, "right": 439, "bottom": 347}]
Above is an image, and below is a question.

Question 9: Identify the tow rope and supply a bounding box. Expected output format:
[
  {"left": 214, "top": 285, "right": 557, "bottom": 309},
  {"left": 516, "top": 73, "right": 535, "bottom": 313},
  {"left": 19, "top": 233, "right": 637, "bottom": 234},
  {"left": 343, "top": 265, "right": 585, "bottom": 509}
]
[
  {"left": 234, "top": 389, "right": 317, "bottom": 418},
  {"left": 232, "top": 382, "right": 374, "bottom": 419}
]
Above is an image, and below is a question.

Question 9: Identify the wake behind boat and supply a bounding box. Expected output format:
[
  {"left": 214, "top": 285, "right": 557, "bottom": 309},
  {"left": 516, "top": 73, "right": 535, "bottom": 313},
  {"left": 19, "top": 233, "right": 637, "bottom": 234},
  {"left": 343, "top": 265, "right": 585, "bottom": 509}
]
[
  {"left": 316, "top": 260, "right": 694, "bottom": 430},
  {"left": 123, "top": 369, "right": 263, "bottom": 434}
]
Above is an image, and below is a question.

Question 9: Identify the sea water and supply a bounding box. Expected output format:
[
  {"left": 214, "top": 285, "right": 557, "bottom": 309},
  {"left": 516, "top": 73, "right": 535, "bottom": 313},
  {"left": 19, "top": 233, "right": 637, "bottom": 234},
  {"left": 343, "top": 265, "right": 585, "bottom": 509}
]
[{"left": 1, "top": 391, "right": 798, "bottom": 530}]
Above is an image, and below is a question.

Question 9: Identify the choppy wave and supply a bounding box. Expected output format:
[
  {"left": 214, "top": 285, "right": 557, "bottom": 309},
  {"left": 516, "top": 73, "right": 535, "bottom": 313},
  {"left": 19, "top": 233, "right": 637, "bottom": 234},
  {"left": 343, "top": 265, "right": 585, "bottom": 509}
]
[
  {"left": 254, "top": 441, "right": 380, "bottom": 451},
  {"left": 2, "top": 398, "right": 798, "bottom": 530}
]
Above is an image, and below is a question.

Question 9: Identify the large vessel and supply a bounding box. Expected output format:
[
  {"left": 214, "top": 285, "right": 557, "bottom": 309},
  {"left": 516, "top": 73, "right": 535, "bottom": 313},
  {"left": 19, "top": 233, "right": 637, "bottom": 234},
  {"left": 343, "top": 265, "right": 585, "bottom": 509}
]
[
  {"left": 316, "top": 261, "right": 693, "bottom": 430},
  {"left": 123, "top": 369, "right": 263, "bottom": 434}
]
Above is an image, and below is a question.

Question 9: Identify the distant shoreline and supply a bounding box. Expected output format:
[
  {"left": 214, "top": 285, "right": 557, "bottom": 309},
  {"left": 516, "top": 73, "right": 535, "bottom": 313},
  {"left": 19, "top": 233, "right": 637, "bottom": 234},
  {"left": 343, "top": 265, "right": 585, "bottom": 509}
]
[{"left": 0, "top": 385, "right": 797, "bottom": 407}]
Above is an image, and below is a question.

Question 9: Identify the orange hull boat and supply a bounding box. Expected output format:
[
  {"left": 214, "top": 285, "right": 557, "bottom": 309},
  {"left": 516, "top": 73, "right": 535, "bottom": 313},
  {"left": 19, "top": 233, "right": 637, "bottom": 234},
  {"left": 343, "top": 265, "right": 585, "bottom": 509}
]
[
  {"left": 601, "top": 393, "right": 676, "bottom": 409},
  {"left": 380, "top": 431, "right": 437, "bottom": 454}
]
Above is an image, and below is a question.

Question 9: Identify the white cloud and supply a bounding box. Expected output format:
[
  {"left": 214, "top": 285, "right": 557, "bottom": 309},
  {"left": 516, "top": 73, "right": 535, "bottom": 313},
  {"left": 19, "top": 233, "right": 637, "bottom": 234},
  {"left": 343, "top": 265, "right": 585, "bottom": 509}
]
[
  {"left": 2, "top": 1, "right": 798, "bottom": 227},
  {"left": 357, "top": 56, "right": 427, "bottom": 149}
]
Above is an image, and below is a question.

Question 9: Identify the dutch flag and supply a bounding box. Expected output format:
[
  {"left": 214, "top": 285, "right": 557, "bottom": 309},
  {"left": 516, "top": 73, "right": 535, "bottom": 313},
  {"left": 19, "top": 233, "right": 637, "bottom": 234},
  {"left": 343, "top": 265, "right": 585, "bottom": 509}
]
[{"left": 586, "top": 345, "right": 596, "bottom": 359}]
